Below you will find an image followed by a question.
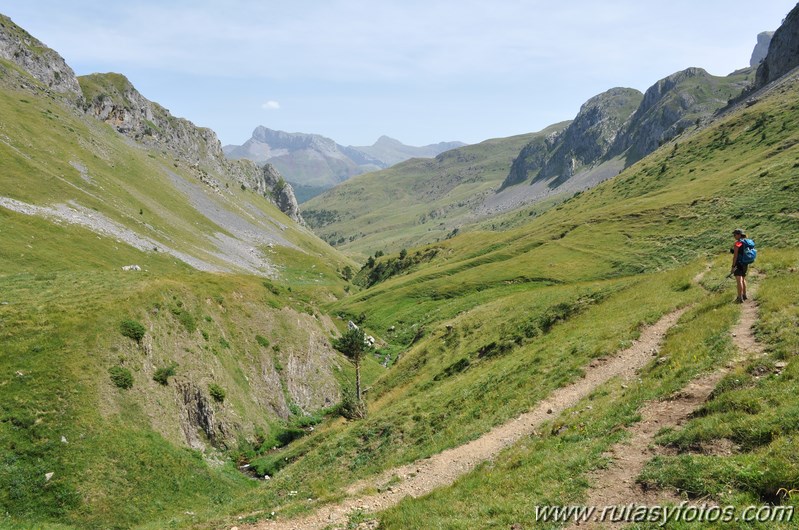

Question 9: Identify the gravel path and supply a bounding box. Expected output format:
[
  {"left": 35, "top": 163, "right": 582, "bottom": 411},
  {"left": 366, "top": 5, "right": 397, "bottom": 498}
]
[
  {"left": 242, "top": 307, "right": 689, "bottom": 530},
  {"left": 569, "top": 279, "right": 764, "bottom": 529}
]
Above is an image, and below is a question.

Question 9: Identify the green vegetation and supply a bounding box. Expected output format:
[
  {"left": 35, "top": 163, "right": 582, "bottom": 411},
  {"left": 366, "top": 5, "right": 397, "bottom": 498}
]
[
  {"left": 108, "top": 366, "right": 134, "bottom": 389},
  {"left": 200, "top": 69, "right": 799, "bottom": 528},
  {"left": 2, "top": 13, "right": 799, "bottom": 530},
  {"left": 332, "top": 328, "right": 369, "bottom": 418},
  {"left": 303, "top": 125, "right": 569, "bottom": 257},
  {"left": 119, "top": 319, "right": 146, "bottom": 343},
  {"left": 638, "top": 250, "right": 799, "bottom": 511},
  {"left": 0, "top": 56, "right": 355, "bottom": 529},
  {"left": 152, "top": 363, "right": 177, "bottom": 385},
  {"left": 208, "top": 383, "right": 226, "bottom": 403}
]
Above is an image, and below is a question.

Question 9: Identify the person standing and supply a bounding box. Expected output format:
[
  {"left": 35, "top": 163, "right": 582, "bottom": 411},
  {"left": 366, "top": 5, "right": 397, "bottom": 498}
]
[{"left": 731, "top": 229, "right": 750, "bottom": 303}]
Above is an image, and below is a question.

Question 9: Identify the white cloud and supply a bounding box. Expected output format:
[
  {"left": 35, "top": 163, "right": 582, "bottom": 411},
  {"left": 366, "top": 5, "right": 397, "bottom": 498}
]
[{"left": 261, "top": 101, "right": 281, "bottom": 110}]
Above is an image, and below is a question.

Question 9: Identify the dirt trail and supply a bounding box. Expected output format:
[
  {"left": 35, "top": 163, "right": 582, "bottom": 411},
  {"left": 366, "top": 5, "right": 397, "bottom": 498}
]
[
  {"left": 570, "top": 281, "right": 763, "bottom": 529},
  {"left": 244, "top": 307, "right": 688, "bottom": 530}
]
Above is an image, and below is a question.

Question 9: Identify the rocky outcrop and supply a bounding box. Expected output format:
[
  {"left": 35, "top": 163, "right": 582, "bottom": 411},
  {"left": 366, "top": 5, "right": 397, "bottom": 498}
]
[
  {"left": 79, "top": 73, "right": 303, "bottom": 222},
  {"left": 750, "top": 31, "right": 774, "bottom": 67},
  {"left": 0, "top": 14, "right": 81, "bottom": 100},
  {"left": 501, "top": 131, "right": 560, "bottom": 189},
  {"left": 755, "top": 4, "right": 799, "bottom": 88},
  {"left": 534, "top": 87, "right": 642, "bottom": 186},
  {"left": 609, "top": 67, "right": 748, "bottom": 163},
  {"left": 501, "top": 66, "right": 752, "bottom": 192},
  {"left": 176, "top": 381, "right": 228, "bottom": 449},
  {"left": 80, "top": 73, "right": 229, "bottom": 170},
  {"left": 258, "top": 164, "right": 304, "bottom": 224}
]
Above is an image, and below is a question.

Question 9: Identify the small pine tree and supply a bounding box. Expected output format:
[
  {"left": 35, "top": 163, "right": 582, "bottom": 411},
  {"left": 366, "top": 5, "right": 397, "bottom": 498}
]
[{"left": 333, "top": 328, "right": 368, "bottom": 410}]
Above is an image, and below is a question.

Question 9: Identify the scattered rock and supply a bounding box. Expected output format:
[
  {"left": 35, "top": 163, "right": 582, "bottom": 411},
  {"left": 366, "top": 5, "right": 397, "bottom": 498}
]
[
  {"left": 45, "top": 472, "right": 54, "bottom": 482},
  {"left": 121, "top": 264, "right": 141, "bottom": 271},
  {"left": 546, "top": 408, "right": 553, "bottom": 414},
  {"left": 15, "top": 370, "right": 24, "bottom": 377},
  {"left": 1, "top": 301, "right": 8, "bottom": 305},
  {"left": 61, "top": 436, "right": 68, "bottom": 444}
]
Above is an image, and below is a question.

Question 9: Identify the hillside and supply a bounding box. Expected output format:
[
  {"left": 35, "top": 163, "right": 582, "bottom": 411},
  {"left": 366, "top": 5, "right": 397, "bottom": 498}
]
[
  {"left": 302, "top": 124, "right": 569, "bottom": 257},
  {"left": 219, "top": 58, "right": 799, "bottom": 530},
  {"left": 0, "top": 14, "right": 366, "bottom": 529},
  {"left": 223, "top": 127, "right": 465, "bottom": 193},
  {"left": 301, "top": 65, "right": 753, "bottom": 258}
]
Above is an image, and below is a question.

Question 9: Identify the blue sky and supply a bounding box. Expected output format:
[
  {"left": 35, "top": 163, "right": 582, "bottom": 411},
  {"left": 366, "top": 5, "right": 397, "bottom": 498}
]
[{"left": 3, "top": 1, "right": 795, "bottom": 146}]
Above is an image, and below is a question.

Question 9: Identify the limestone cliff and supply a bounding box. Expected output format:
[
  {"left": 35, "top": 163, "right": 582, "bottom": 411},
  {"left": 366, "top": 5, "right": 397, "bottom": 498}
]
[
  {"left": 750, "top": 31, "right": 774, "bottom": 67},
  {"left": 0, "top": 14, "right": 82, "bottom": 100},
  {"left": 609, "top": 67, "right": 751, "bottom": 163},
  {"left": 78, "top": 73, "right": 304, "bottom": 223},
  {"left": 532, "top": 87, "right": 642, "bottom": 187},
  {"left": 755, "top": 4, "right": 799, "bottom": 88}
]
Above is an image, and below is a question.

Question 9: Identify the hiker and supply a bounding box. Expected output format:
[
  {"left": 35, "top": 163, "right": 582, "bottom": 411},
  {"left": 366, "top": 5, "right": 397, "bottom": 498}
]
[{"left": 730, "top": 229, "right": 757, "bottom": 303}]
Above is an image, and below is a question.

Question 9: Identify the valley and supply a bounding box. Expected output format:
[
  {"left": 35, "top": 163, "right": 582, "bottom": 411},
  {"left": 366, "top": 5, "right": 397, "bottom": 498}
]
[{"left": 1, "top": 5, "right": 799, "bottom": 530}]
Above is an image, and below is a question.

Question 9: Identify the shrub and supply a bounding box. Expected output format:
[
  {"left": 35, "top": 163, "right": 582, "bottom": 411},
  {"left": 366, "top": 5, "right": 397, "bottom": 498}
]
[
  {"left": 170, "top": 307, "right": 197, "bottom": 333},
  {"left": 109, "top": 366, "right": 133, "bottom": 389},
  {"left": 153, "top": 363, "right": 177, "bottom": 385},
  {"left": 256, "top": 335, "right": 270, "bottom": 348},
  {"left": 120, "top": 319, "right": 146, "bottom": 343},
  {"left": 339, "top": 385, "right": 367, "bottom": 420},
  {"left": 209, "top": 383, "right": 226, "bottom": 403}
]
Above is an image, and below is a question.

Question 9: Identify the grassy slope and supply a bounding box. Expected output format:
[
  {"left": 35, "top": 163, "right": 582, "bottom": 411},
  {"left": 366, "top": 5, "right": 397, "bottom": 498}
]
[
  {"left": 211, "top": 76, "right": 799, "bottom": 528},
  {"left": 0, "top": 63, "right": 365, "bottom": 528},
  {"left": 301, "top": 124, "right": 569, "bottom": 258},
  {"left": 0, "top": 63, "right": 342, "bottom": 273}
]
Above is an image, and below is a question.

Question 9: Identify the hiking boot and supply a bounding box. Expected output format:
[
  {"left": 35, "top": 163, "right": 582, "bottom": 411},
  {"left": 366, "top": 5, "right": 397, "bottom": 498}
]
[
  {"left": 742, "top": 294, "right": 748, "bottom": 301},
  {"left": 735, "top": 296, "right": 744, "bottom": 303}
]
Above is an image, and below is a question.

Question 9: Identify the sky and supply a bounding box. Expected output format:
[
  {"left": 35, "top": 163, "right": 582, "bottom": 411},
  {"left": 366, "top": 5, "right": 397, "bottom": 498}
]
[{"left": 3, "top": 1, "right": 796, "bottom": 146}]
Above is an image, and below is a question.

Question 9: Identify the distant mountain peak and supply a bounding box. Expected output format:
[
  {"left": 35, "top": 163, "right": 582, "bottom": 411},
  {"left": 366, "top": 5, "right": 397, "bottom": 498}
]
[
  {"left": 374, "top": 135, "right": 403, "bottom": 146},
  {"left": 224, "top": 127, "right": 465, "bottom": 191}
]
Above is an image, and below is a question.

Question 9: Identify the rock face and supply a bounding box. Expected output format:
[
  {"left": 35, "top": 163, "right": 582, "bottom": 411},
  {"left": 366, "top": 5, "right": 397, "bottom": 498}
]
[
  {"left": 756, "top": 4, "right": 799, "bottom": 88},
  {"left": 534, "top": 87, "right": 643, "bottom": 187},
  {"left": 224, "top": 127, "right": 465, "bottom": 188},
  {"left": 0, "top": 14, "right": 82, "bottom": 100},
  {"left": 609, "top": 67, "right": 749, "bottom": 163},
  {"left": 79, "top": 73, "right": 303, "bottom": 222},
  {"left": 750, "top": 31, "right": 775, "bottom": 67},
  {"left": 258, "top": 164, "right": 304, "bottom": 224},
  {"left": 501, "top": 67, "right": 752, "bottom": 191}
]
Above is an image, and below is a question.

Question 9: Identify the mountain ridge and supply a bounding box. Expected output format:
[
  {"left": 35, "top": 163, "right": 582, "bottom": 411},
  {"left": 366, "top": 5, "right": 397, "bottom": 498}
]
[{"left": 224, "top": 126, "right": 465, "bottom": 190}]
